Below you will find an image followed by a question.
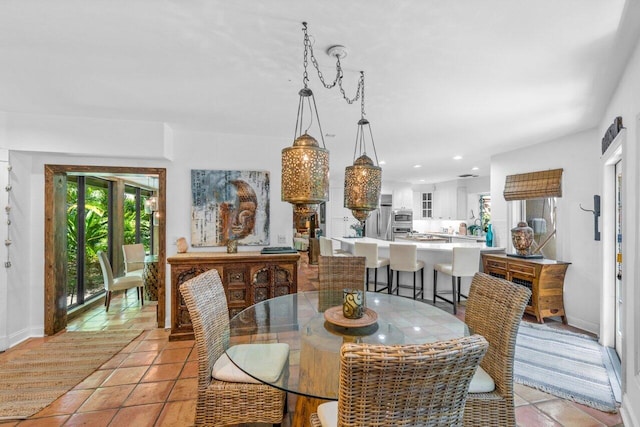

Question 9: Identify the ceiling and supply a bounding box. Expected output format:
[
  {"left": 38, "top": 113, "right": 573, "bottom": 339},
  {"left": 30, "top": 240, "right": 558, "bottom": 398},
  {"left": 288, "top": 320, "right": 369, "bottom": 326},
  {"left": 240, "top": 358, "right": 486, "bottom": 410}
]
[{"left": 1, "top": 0, "right": 639, "bottom": 184}]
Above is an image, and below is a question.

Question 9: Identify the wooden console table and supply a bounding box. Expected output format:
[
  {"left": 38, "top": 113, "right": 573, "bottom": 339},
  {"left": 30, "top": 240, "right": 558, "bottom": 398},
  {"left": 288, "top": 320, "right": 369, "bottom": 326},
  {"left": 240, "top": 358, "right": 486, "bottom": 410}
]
[
  {"left": 167, "top": 251, "right": 300, "bottom": 341},
  {"left": 482, "top": 253, "right": 570, "bottom": 324}
]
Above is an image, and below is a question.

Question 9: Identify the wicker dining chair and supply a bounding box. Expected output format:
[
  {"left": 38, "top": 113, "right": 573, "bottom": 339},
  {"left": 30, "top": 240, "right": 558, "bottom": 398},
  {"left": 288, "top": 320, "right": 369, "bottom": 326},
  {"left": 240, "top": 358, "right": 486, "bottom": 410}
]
[
  {"left": 318, "top": 255, "right": 366, "bottom": 310},
  {"left": 463, "top": 272, "right": 532, "bottom": 427},
  {"left": 179, "top": 269, "right": 286, "bottom": 426},
  {"left": 310, "top": 335, "right": 489, "bottom": 427}
]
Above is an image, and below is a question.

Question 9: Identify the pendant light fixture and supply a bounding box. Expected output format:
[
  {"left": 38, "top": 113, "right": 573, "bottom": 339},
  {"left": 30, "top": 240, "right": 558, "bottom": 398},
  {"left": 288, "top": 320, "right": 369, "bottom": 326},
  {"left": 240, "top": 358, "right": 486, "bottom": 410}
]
[
  {"left": 281, "top": 23, "right": 330, "bottom": 218},
  {"left": 282, "top": 22, "right": 383, "bottom": 223},
  {"left": 338, "top": 69, "right": 382, "bottom": 223}
]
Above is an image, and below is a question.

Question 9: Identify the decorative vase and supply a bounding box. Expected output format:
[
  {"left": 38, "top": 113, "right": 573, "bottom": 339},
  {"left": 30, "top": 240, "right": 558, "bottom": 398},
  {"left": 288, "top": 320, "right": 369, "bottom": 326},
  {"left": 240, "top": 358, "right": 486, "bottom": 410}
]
[
  {"left": 511, "top": 221, "right": 534, "bottom": 255},
  {"left": 226, "top": 238, "right": 238, "bottom": 254},
  {"left": 485, "top": 223, "right": 494, "bottom": 247},
  {"left": 343, "top": 289, "right": 364, "bottom": 319},
  {"left": 176, "top": 237, "right": 188, "bottom": 253}
]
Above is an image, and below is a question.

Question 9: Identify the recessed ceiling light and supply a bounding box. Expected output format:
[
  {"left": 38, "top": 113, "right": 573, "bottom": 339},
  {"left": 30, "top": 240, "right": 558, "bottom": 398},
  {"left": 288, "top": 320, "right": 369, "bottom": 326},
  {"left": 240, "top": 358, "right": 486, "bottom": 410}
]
[
  {"left": 472, "top": 166, "right": 479, "bottom": 171},
  {"left": 413, "top": 164, "right": 422, "bottom": 168},
  {"left": 453, "top": 155, "right": 463, "bottom": 160},
  {"left": 419, "top": 179, "right": 425, "bottom": 182},
  {"left": 379, "top": 160, "right": 386, "bottom": 165}
]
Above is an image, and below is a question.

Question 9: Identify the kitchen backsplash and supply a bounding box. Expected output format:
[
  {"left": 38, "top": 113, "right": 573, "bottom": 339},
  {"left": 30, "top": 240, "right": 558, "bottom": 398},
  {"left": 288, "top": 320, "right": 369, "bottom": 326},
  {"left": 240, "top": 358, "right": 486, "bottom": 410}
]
[{"left": 413, "top": 219, "right": 481, "bottom": 235}]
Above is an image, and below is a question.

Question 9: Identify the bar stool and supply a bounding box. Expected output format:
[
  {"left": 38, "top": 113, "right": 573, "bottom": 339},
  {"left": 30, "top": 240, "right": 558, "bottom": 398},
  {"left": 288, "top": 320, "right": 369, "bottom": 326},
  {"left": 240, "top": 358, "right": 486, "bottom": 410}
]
[
  {"left": 433, "top": 247, "right": 481, "bottom": 314},
  {"left": 319, "top": 236, "right": 351, "bottom": 256},
  {"left": 355, "top": 241, "right": 390, "bottom": 292},
  {"left": 389, "top": 243, "right": 425, "bottom": 299}
]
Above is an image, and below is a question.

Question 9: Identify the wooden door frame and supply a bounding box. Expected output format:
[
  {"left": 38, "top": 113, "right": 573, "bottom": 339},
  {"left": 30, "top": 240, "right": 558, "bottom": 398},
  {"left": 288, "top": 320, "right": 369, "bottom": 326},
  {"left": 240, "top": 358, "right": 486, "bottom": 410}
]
[{"left": 44, "top": 164, "right": 166, "bottom": 335}]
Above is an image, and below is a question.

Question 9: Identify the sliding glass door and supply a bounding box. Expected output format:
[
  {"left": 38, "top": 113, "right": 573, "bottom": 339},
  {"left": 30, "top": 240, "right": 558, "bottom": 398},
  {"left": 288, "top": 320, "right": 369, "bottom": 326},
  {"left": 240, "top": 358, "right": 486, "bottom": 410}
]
[{"left": 66, "top": 176, "right": 110, "bottom": 308}]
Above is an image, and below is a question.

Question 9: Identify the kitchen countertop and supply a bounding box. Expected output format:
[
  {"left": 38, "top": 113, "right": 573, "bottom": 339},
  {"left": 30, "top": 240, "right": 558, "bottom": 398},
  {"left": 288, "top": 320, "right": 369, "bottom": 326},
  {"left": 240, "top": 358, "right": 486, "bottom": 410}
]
[
  {"left": 333, "top": 236, "right": 503, "bottom": 252},
  {"left": 423, "top": 232, "right": 486, "bottom": 242}
]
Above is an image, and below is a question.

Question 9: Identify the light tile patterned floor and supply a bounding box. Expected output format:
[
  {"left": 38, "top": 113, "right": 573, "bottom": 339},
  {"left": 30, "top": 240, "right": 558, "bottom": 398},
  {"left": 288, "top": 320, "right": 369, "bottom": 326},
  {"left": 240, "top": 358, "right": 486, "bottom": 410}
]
[{"left": 0, "top": 252, "right": 623, "bottom": 426}]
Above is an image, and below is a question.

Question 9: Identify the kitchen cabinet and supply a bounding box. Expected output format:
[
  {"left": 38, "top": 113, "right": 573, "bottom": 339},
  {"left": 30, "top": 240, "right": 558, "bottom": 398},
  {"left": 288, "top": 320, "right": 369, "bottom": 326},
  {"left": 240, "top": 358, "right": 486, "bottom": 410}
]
[
  {"left": 167, "top": 251, "right": 299, "bottom": 341},
  {"left": 431, "top": 183, "right": 466, "bottom": 220},
  {"left": 482, "top": 253, "right": 570, "bottom": 323},
  {"left": 329, "top": 186, "right": 359, "bottom": 238},
  {"left": 393, "top": 187, "right": 413, "bottom": 210}
]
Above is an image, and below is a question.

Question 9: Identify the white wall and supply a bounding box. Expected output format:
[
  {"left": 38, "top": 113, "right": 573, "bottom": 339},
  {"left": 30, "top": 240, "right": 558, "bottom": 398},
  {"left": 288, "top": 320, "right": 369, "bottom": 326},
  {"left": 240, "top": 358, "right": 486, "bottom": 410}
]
[
  {"left": 0, "top": 112, "right": 295, "bottom": 348},
  {"left": 598, "top": 15, "right": 640, "bottom": 425},
  {"left": 0, "top": 149, "right": 9, "bottom": 350},
  {"left": 491, "top": 129, "right": 601, "bottom": 333}
]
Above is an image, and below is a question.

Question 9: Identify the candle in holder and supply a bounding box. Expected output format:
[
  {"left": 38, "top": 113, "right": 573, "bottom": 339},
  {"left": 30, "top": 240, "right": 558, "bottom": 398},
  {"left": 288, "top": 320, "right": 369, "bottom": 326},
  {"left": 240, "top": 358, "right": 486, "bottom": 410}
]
[{"left": 343, "top": 289, "right": 364, "bottom": 319}]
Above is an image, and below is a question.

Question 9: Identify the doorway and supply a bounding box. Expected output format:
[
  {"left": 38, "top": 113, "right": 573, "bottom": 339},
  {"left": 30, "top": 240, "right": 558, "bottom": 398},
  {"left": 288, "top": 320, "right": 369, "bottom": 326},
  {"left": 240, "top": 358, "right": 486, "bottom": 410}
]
[
  {"left": 44, "top": 165, "right": 166, "bottom": 335},
  {"left": 600, "top": 129, "right": 623, "bottom": 354},
  {"left": 614, "top": 160, "right": 622, "bottom": 357}
]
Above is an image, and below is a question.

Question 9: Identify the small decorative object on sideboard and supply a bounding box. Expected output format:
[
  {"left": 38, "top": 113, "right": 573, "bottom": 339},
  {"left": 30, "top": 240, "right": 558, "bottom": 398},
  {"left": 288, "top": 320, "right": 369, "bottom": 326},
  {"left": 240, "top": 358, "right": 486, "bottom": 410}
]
[
  {"left": 176, "top": 237, "right": 188, "bottom": 253},
  {"left": 485, "top": 223, "right": 494, "bottom": 247},
  {"left": 509, "top": 221, "right": 542, "bottom": 258},
  {"left": 226, "top": 237, "right": 238, "bottom": 253}
]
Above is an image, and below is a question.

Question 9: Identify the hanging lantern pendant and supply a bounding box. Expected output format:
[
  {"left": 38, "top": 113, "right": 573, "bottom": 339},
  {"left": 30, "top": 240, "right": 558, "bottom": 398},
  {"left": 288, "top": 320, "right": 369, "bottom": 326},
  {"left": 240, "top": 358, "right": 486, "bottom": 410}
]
[
  {"left": 281, "top": 87, "right": 330, "bottom": 219},
  {"left": 344, "top": 118, "right": 382, "bottom": 222}
]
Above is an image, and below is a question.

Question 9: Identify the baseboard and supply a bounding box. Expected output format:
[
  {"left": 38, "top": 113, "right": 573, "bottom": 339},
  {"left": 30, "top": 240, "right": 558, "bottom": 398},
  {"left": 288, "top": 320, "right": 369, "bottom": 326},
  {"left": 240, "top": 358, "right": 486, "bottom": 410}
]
[
  {"left": 564, "top": 316, "right": 600, "bottom": 336},
  {"left": 8, "top": 327, "right": 32, "bottom": 350},
  {"left": 620, "top": 400, "right": 639, "bottom": 427}
]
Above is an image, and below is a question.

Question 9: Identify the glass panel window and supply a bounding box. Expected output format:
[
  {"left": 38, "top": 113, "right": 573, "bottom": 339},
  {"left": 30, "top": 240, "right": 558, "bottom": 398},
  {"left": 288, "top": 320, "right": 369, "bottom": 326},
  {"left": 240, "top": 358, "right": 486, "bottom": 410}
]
[
  {"left": 421, "top": 192, "right": 433, "bottom": 218},
  {"left": 83, "top": 179, "right": 109, "bottom": 302},
  {"left": 479, "top": 194, "right": 491, "bottom": 231},
  {"left": 66, "top": 179, "right": 79, "bottom": 307}
]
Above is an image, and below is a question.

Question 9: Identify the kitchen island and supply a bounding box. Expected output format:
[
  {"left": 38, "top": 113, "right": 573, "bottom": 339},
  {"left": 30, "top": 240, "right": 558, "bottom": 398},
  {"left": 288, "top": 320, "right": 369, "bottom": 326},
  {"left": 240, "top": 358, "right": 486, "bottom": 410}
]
[
  {"left": 400, "top": 232, "right": 486, "bottom": 243},
  {"left": 333, "top": 237, "right": 504, "bottom": 301}
]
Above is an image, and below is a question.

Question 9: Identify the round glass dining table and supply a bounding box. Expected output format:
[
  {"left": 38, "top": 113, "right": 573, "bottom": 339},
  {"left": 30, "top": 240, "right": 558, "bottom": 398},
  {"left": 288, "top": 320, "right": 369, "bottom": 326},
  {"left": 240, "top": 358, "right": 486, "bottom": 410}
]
[{"left": 226, "top": 290, "right": 470, "bottom": 401}]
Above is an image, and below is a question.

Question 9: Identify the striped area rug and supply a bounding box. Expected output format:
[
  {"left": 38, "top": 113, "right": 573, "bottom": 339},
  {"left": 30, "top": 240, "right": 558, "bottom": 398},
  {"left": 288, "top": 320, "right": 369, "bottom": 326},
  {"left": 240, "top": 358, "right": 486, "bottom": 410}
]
[
  {"left": 0, "top": 329, "right": 143, "bottom": 420},
  {"left": 514, "top": 322, "right": 619, "bottom": 413}
]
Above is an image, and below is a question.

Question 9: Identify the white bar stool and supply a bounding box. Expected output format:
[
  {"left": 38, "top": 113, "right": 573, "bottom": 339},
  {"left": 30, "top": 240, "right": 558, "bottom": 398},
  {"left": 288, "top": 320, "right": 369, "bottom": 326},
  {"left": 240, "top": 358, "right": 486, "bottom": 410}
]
[
  {"left": 433, "top": 247, "right": 481, "bottom": 314},
  {"left": 355, "top": 241, "right": 390, "bottom": 292},
  {"left": 319, "top": 236, "right": 351, "bottom": 256},
  {"left": 389, "top": 243, "right": 425, "bottom": 299}
]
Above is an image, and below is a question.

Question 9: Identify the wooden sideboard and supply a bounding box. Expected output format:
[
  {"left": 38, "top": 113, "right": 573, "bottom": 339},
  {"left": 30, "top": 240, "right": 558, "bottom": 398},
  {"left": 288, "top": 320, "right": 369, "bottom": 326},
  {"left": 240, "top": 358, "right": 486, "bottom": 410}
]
[
  {"left": 168, "top": 251, "right": 300, "bottom": 341},
  {"left": 481, "top": 253, "right": 570, "bottom": 324}
]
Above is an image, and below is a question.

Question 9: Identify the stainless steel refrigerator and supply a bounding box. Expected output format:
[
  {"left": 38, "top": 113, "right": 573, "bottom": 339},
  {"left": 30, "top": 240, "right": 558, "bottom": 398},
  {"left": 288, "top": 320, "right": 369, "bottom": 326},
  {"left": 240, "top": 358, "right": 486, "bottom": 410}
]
[{"left": 365, "top": 194, "right": 393, "bottom": 240}]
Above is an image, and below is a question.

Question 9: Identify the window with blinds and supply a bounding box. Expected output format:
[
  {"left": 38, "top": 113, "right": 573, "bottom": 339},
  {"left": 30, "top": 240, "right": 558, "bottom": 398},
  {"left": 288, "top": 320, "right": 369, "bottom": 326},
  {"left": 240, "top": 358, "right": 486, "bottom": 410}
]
[{"left": 503, "top": 169, "right": 563, "bottom": 201}]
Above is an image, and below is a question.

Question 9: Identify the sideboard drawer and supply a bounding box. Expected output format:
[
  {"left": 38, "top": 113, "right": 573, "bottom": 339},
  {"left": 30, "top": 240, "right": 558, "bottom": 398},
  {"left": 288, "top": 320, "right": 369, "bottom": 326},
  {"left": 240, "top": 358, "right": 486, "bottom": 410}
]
[{"left": 508, "top": 262, "right": 536, "bottom": 278}]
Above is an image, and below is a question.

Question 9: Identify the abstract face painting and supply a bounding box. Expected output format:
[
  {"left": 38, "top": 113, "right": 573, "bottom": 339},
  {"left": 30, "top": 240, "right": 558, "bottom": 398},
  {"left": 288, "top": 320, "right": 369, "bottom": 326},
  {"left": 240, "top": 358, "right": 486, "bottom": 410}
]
[{"left": 191, "top": 170, "right": 270, "bottom": 247}]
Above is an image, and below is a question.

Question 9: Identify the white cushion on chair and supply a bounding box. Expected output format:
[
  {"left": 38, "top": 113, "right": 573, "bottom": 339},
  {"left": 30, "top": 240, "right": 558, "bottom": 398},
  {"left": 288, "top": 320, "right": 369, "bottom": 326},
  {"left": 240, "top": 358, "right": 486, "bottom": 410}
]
[
  {"left": 434, "top": 263, "right": 453, "bottom": 275},
  {"left": 316, "top": 401, "right": 338, "bottom": 427},
  {"left": 468, "top": 365, "right": 496, "bottom": 393},
  {"left": 212, "top": 343, "right": 289, "bottom": 384}
]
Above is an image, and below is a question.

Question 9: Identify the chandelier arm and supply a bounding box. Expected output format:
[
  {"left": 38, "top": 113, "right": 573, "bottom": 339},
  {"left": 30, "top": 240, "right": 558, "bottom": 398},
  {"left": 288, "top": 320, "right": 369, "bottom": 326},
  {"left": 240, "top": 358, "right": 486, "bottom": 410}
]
[
  {"left": 294, "top": 95, "right": 304, "bottom": 139},
  {"left": 303, "top": 95, "right": 315, "bottom": 134},
  {"left": 353, "top": 125, "right": 361, "bottom": 161},
  {"left": 310, "top": 93, "right": 327, "bottom": 148},
  {"left": 368, "top": 123, "right": 380, "bottom": 165}
]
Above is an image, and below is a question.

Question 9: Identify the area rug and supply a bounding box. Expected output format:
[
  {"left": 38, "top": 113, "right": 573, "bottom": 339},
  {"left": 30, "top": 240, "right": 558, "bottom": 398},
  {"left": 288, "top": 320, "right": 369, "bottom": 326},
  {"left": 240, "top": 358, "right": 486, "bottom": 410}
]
[
  {"left": 0, "top": 329, "right": 143, "bottom": 420},
  {"left": 514, "top": 322, "right": 619, "bottom": 412}
]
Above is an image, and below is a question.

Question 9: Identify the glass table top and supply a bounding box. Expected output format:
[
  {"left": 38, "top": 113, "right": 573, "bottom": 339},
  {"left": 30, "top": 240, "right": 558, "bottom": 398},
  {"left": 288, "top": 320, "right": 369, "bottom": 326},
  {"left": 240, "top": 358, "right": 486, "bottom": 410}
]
[{"left": 227, "top": 290, "right": 469, "bottom": 400}]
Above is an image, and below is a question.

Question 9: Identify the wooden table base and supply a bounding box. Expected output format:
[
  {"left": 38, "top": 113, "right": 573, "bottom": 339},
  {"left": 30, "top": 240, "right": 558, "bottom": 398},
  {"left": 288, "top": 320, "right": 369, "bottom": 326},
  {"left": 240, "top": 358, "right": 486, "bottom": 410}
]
[{"left": 292, "top": 396, "right": 331, "bottom": 427}]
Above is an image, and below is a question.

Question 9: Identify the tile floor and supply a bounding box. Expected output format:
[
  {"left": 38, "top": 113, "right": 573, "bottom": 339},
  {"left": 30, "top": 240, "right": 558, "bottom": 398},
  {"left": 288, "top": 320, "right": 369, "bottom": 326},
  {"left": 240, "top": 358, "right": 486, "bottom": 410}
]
[{"left": 0, "top": 253, "right": 624, "bottom": 426}]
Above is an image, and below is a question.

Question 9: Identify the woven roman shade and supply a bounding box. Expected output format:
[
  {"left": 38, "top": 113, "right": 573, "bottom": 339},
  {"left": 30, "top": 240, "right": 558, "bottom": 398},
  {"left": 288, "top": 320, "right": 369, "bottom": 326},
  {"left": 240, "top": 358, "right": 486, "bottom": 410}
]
[{"left": 503, "top": 168, "right": 563, "bottom": 201}]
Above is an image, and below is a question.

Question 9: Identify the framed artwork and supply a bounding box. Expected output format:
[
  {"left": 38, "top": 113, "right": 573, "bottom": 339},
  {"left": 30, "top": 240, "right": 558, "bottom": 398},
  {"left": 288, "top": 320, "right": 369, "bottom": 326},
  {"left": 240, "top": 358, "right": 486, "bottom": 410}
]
[{"left": 191, "top": 170, "right": 270, "bottom": 247}]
